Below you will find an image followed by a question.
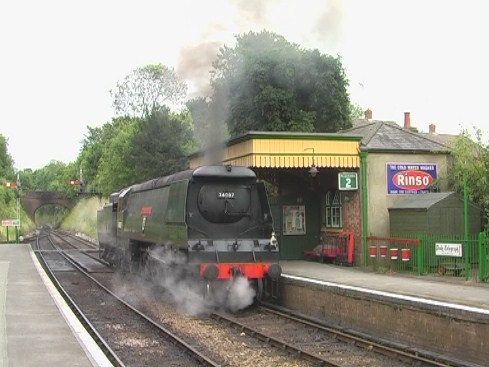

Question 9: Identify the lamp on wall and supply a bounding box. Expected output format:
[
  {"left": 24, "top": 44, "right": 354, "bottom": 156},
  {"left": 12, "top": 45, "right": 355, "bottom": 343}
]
[{"left": 304, "top": 148, "right": 319, "bottom": 177}]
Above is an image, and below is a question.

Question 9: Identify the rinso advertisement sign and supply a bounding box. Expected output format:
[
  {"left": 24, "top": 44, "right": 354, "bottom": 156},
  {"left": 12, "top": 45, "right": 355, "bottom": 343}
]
[{"left": 386, "top": 163, "right": 437, "bottom": 194}]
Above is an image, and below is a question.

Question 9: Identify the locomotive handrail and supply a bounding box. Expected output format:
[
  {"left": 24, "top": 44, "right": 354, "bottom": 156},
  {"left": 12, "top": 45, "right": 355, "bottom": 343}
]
[
  {"left": 237, "top": 224, "right": 261, "bottom": 237},
  {"left": 187, "top": 225, "right": 210, "bottom": 237},
  {"left": 215, "top": 248, "right": 220, "bottom": 262}
]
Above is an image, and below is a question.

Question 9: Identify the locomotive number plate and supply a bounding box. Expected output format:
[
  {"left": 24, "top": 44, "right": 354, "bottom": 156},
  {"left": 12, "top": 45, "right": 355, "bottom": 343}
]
[{"left": 218, "top": 192, "right": 235, "bottom": 199}]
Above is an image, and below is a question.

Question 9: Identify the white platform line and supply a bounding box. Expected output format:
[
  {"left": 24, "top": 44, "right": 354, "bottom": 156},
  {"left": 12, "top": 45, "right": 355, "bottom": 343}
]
[
  {"left": 282, "top": 273, "right": 489, "bottom": 316},
  {"left": 29, "top": 248, "right": 113, "bottom": 367}
]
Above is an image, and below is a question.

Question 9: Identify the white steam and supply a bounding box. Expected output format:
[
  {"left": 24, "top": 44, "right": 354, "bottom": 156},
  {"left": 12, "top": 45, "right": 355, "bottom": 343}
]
[
  {"left": 226, "top": 276, "right": 256, "bottom": 312},
  {"left": 136, "top": 246, "right": 258, "bottom": 315}
]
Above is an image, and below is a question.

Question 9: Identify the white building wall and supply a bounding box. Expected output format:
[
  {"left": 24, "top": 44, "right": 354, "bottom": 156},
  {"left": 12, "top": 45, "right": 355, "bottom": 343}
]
[{"left": 366, "top": 152, "right": 450, "bottom": 236}]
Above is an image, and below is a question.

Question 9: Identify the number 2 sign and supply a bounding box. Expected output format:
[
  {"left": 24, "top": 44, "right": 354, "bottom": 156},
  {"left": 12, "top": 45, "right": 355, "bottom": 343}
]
[{"left": 338, "top": 172, "right": 358, "bottom": 191}]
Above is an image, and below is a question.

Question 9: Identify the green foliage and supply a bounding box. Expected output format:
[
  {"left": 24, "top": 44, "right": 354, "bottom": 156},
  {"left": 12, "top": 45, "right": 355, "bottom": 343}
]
[
  {"left": 78, "top": 118, "right": 134, "bottom": 194},
  {"left": 0, "top": 186, "right": 16, "bottom": 214},
  {"left": 448, "top": 128, "right": 489, "bottom": 227},
  {"left": 128, "top": 108, "right": 196, "bottom": 181},
  {"left": 17, "top": 169, "right": 34, "bottom": 191},
  {"left": 111, "top": 64, "right": 188, "bottom": 118},
  {"left": 60, "top": 196, "right": 100, "bottom": 239},
  {"left": 210, "top": 30, "right": 352, "bottom": 137},
  {"left": 29, "top": 161, "right": 69, "bottom": 191},
  {"left": 18, "top": 161, "right": 82, "bottom": 199},
  {"left": 0, "top": 134, "right": 15, "bottom": 180},
  {"left": 35, "top": 205, "right": 70, "bottom": 227},
  {"left": 96, "top": 117, "right": 141, "bottom": 195},
  {"left": 0, "top": 184, "right": 35, "bottom": 242},
  {"left": 349, "top": 103, "right": 365, "bottom": 121},
  {"left": 92, "top": 110, "right": 195, "bottom": 196}
]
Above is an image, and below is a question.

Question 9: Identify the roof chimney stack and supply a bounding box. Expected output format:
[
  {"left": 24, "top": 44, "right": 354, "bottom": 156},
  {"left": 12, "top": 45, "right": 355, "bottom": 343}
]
[
  {"left": 364, "top": 109, "right": 372, "bottom": 120},
  {"left": 429, "top": 123, "right": 436, "bottom": 134},
  {"left": 404, "top": 112, "right": 411, "bottom": 129}
]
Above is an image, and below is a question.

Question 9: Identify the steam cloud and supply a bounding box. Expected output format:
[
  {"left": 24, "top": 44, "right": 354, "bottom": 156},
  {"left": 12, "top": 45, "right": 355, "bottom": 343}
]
[
  {"left": 113, "top": 246, "right": 257, "bottom": 315},
  {"left": 175, "top": 0, "right": 344, "bottom": 150},
  {"left": 176, "top": 0, "right": 344, "bottom": 99}
]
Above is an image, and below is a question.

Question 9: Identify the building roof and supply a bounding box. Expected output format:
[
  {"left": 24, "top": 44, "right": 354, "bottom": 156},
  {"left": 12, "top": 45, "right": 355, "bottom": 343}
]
[
  {"left": 340, "top": 120, "right": 452, "bottom": 153},
  {"left": 388, "top": 192, "right": 456, "bottom": 210},
  {"left": 389, "top": 192, "right": 479, "bottom": 211},
  {"left": 417, "top": 131, "right": 457, "bottom": 148},
  {"left": 189, "top": 131, "right": 363, "bottom": 169}
]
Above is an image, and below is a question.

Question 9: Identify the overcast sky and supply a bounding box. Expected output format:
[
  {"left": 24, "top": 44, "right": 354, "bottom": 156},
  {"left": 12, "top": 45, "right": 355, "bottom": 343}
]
[{"left": 1, "top": 0, "right": 488, "bottom": 170}]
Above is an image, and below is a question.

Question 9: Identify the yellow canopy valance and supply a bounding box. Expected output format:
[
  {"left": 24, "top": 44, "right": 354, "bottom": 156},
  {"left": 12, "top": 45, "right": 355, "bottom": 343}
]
[{"left": 189, "top": 132, "right": 361, "bottom": 169}]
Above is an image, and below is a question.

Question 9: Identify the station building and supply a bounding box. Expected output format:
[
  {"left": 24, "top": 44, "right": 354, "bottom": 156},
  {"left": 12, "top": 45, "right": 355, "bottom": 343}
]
[
  {"left": 340, "top": 112, "right": 453, "bottom": 238},
  {"left": 188, "top": 112, "right": 458, "bottom": 265}
]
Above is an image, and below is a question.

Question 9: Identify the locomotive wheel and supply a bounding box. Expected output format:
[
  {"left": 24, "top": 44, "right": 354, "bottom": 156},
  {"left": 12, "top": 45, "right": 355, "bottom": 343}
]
[{"left": 255, "top": 278, "right": 264, "bottom": 301}]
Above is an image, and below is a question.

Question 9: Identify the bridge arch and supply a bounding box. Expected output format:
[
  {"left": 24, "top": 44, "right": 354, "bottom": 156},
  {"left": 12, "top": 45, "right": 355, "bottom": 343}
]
[{"left": 21, "top": 191, "right": 76, "bottom": 221}]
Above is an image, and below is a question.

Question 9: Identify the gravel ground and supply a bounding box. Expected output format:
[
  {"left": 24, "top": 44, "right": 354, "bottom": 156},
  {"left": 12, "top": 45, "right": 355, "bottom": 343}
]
[{"left": 113, "top": 275, "right": 316, "bottom": 367}]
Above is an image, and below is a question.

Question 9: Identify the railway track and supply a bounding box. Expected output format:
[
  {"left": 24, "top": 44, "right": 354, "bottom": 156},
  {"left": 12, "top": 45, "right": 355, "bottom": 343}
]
[
  {"left": 34, "top": 229, "right": 319, "bottom": 366},
  {"left": 34, "top": 229, "right": 220, "bottom": 367},
  {"left": 211, "top": 303, "right": 468, "bottom": 367},
  {"left": 33, "top": 229, "right": 474, "bottom": 367}
]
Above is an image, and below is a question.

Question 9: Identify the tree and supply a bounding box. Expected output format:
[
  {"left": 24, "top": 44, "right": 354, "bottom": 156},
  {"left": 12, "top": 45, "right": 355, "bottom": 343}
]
[
  {"left": 96, "top": 117, "right": 141, "bottom": 195},
  {"left": 77, "top": 125, "right": 106, "bottom": 192},
  {"left": 0, "top": 134, "right": 14, "bottom": 179},
  {"left": 448, "top": 128, "right": 489, "bottom": 227},
  {"left": 349, "top": 103, "right": 365, "bottom": 120},
  {"left": 210, "top": 31, "right": 352, "bottom": 137},
  {"left": 17, "top": 169, "right": 34, "bottom": 191},
  {"left": 77, "top": 118, "right": 134, "bottom": 193},
  {"left": 30, "top": 161, "right": 69, "bottom": 191},
  {"left": 128, "top": 108, "right": 195, "bottom": 181},
  {"left": 111, "top": 64, "right": 188, "bottom": 118}
]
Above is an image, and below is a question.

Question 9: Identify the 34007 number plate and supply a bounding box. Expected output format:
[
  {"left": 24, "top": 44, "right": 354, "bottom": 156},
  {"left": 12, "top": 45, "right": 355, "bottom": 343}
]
[{"left": 218, "top": 192, "right": 235, "bottom": 199}]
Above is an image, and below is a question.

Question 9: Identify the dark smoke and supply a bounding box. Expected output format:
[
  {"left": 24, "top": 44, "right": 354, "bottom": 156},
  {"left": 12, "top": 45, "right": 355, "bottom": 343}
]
[
  {"left": 176, "top": 1, "right": 344, "bottom": 99},
  {"left": 311, "top": 0, "right": 343, "bottom": 49},
  {"left": 177, "top": 40, "right": 222, "bottom": 99},
  {"left": 176, "top": 0, "right": 344, "bottom": 149}
]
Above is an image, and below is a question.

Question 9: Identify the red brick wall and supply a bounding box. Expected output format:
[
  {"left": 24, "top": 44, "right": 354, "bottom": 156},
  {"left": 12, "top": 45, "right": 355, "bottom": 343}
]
[{"left": 341, "top": 191, "right": 363, "bottom": 265}]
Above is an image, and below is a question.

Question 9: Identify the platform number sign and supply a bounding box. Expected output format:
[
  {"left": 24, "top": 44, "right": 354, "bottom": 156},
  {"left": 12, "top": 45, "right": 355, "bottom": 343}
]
[{"left": 338, "top": 172, "right": 358, "bottom": 191}]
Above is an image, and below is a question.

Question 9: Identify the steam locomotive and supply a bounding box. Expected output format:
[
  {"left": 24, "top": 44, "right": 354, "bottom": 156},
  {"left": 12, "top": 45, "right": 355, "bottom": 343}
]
[{"left": 97, "top": 165, "right": 281, "bottom": 305}]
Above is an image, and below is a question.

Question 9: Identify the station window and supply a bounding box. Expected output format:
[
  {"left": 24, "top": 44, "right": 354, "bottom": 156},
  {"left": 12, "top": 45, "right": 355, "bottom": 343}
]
[{"left": 325, "top": 190, "right": 342, "bottom": 228}]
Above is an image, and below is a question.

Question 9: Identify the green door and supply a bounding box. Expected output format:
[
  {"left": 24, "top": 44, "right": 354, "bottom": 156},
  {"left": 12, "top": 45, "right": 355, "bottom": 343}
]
[{"left": 270, "top": 194, "right": 321, "bottom": 260}]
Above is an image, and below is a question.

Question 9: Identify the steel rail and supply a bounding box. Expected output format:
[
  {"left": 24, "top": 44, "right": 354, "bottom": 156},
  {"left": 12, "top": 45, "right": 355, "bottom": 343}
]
[
  {"left": 210, "top": 311, "right": 341, "bottom": 367},
  {"left": 259, "top": 301, "right": 473, "bottom": 367},
  {"left": 41, "top": 230, "right": 221, "bottom": 367},
  {"left": 34, "top": 232, "right": 125, "bottom": 367}
]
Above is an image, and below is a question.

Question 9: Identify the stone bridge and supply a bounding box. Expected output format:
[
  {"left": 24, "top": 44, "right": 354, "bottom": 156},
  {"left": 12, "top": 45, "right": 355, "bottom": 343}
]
[{"left": 21, "top": 191, "right": 76, "bottom": 221}]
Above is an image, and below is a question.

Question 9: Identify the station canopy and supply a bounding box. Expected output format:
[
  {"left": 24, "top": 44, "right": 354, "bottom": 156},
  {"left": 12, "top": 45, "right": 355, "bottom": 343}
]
[{"left": 189, "top": 131, "right": 362, "bottom": 170}]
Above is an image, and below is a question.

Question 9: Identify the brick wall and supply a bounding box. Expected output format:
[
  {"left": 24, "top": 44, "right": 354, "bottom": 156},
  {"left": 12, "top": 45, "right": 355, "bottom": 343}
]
[
  {"left": 281, "top": 279, "right": 489, "bottom": 365},
  {"left": 341, "top": 190, "right": 363, "bottom": 265}
]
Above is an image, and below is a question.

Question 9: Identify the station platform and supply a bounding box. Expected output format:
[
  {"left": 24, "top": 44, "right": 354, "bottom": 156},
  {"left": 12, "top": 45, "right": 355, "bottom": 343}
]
[
  {"left": 280, "top": 260, "right": 489, "bottom": 313},
  {"left": 0, "top": 243, "right": 112, "bottom": 367},
  {"left": 2, "top": 243, "right": 488, "bottom": 366}
]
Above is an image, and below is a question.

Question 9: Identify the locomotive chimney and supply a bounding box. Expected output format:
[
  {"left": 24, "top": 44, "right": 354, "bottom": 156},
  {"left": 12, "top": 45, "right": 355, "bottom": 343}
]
[{"left": 404, "top": 112, "right": 411, "bottom": 129}]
